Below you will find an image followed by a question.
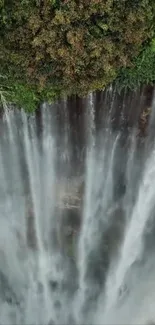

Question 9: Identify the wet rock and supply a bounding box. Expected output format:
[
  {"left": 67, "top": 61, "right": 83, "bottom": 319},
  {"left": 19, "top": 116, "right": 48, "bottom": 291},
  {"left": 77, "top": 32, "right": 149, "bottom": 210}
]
[
  {"left": 118, "top": 283, "right": 129, "bottom": 300},
  {"left": 49, "top": 280, "right": 59, "bottom": 292},
  {"left": 0, "top": 271, "right": 21, "bottom": 306},
  {"left": 25, "top": 197, "right": 38, "bottom": 250}
]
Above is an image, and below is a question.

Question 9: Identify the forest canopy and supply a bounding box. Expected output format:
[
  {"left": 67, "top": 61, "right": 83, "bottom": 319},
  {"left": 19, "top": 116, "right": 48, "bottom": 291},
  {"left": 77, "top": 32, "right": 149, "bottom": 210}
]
[{"left": 0, "top": 0, "right": 155, "bottom": 110}]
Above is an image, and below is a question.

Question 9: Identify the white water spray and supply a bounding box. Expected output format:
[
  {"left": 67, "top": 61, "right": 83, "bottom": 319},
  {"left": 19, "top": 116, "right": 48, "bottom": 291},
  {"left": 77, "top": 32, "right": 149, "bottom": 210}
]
[{"left": 0, "top": 91, "right": 155, "bottom": 325}]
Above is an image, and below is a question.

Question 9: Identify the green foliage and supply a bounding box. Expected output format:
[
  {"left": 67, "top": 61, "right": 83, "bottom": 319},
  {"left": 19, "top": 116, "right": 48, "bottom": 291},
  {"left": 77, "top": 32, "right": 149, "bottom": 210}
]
[
  {"left": 9, "top": 84, "right": 38, "bottom": 112},
  {"left": 115, "top": 38, "right": 155, "bottom": 91},
  {"left": 0, "top": 80, "right": 38, "bottom": 112},
  {"left": 0, "top": 0, "right": 155, "bottom": 110},
  {"left": 0, "top": 76, "right": 61, "bottom": 112}
]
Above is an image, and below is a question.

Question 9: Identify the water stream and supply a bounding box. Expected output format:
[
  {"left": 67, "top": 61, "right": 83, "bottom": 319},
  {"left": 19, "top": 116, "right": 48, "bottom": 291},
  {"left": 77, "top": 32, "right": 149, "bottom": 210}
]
[{"left": 0, "top": 89, "right": 155, "bottom": 324}]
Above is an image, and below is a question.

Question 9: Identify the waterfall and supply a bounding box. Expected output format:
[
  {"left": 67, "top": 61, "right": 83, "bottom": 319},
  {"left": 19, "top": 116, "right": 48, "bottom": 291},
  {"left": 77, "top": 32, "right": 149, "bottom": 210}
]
[{"left": 0, "top": 88, "right": 155, "bottom": 325}]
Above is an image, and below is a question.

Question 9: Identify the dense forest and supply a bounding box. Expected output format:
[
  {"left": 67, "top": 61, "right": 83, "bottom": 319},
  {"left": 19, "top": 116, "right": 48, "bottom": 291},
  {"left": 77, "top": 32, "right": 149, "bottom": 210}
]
[{"left": 0, "top": 0, "right": 155, "bottom": 111}]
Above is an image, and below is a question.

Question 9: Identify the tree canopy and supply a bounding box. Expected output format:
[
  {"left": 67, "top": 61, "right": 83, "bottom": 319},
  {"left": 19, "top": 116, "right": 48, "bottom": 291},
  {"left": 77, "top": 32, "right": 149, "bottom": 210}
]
[{"left": 0, "top": 0, "right": 155, "bottom": 110}]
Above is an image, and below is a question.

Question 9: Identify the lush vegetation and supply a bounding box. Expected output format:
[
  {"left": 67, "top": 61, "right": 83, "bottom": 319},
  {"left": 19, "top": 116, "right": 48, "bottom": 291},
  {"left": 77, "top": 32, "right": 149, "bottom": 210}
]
[
  {"left": 0, "top": 0, "right": 155, "bottom": 110},
  {"left": 116, "top": 38, "right": 155, "bottom": 91}
]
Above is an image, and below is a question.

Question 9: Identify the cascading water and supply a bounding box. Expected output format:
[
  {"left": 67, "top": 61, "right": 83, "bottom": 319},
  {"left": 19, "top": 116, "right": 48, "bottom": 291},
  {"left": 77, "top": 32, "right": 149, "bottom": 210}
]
[{"left": 0, "top": 88, "right": 155, "bottom": 325}]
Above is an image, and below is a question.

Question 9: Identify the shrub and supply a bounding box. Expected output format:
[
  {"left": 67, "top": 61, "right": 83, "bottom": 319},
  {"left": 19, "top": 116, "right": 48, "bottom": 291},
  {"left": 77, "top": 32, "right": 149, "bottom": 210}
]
[
  {"left": 0, "top": 0, "right": 155, "bottom": 110},
  {"left": 115, "top": 38, "right": 155, "bottom": 91}
]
